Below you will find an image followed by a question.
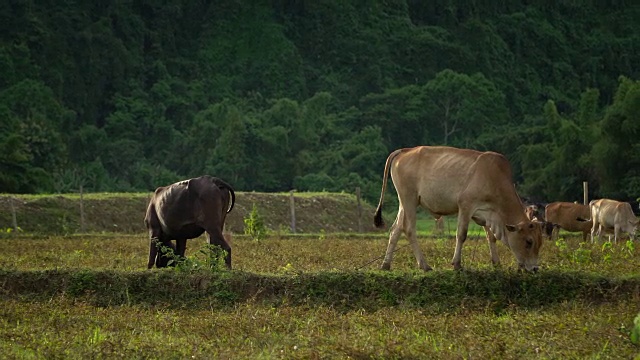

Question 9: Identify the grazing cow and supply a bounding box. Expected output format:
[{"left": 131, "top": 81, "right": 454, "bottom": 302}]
[
  {"left": 544, "top": 202, "right": 591, "bottom": 241},
  {"left": 587, "top": 199, "right": 638, "bottom": 243},
  {"left": 522, "top": 198, "right": 547, "bottom": 221},
  {"left": 373, "top": 146, "right": 547, "bottom": 272},
  {"left": 144, "top": 175, "right": 235, "bottom": 269}
]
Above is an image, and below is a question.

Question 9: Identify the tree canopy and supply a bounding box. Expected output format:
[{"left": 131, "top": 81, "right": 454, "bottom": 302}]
[{"left": 1, "top": 0, "right": 638, "bottom": 204}]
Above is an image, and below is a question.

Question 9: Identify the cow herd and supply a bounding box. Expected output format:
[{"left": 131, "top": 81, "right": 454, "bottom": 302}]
[
  {"left": 144, "top": 145, "right": 638, "bottom": 273},
  {"left": 535, "top": 199, "right": 638, "bottom": 244}
]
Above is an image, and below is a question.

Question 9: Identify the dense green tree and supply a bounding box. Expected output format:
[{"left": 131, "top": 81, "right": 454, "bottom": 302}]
[
  {"left": 591, "top": 77, "right": 640, "bottom": 199},
  {"left": 0, "top": 0, "right": 638, "bottom": 204}
]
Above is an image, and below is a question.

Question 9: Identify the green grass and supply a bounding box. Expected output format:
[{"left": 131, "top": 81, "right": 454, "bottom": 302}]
[
  {"left": 0, "top": 298, "right": 634, "bottom": 359},
  {"left": 0, "top": 233, "right": 639, "bottom": 359}
]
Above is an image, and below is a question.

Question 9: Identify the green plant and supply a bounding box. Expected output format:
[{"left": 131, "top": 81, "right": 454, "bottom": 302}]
[
  {"left": 625, "top": 239, "right": 635, "bottom": 257},
  {"left": 158, "top": 242, "right": 228, "bottom": 273},
  {"left": 572, "top": 243, "right": 592, "bottom": 264},
  {"left": 555, "top": 238, "right": 568, "bottom": 252},
  {"left": 244, "top": 203, "right": 268, "bottom": 241},
  {"left": 631, "top": 313, "right": 640, "bottom": 346},
  {"left": 601, "top": 241, "right": 613, "bottom": 263}
]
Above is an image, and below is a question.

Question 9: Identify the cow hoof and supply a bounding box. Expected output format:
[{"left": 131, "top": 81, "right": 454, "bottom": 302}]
[
  {"left": 380, "top": 263, "right": 391, "bottom": 271},
  {"left": 421, "top": 264, "right": 433, "bottom": 272},
  {"left": 452, "top": 262, "right": 463, "bottom": 271}
]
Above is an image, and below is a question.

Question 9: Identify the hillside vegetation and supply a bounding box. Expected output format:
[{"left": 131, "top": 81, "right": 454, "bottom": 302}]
[{"left": 1, "top": 1, "right": 639, "bottom": 204}]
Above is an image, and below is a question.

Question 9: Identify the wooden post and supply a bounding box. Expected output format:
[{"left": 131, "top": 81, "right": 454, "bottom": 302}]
[
  {"left": 356, "top": 187, "right": 362, "bottom": 233},
  {"left": 289, "top": 190, "right": 296, "bottom": 234},
  {"left": 10, "top": 197, "right": 18, "bottom": 231},
  {"left": 80, "top": 185, "right": 86, "bottom": 233},
  {"left": 583, "top": 181, "right": 588, "bottom": 205}
]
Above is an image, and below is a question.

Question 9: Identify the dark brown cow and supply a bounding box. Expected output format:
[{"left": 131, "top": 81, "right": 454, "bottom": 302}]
[
  {"left": 144, "top": 175, "right": 235, "bottom": 269},
  {"left": 544, "top": 202, "right": 591, "bottom": 241},
  {"left": 374, "top": 146, "right": 547, "bottom": 272}
]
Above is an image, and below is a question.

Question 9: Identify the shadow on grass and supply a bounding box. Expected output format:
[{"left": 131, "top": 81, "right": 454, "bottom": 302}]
[{"left": 0, "top": 268, "right": 638, "bottom": 312}]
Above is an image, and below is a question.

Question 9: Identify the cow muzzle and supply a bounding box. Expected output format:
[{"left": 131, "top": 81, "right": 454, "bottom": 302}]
[{"left": 519, "top": 263, "right": 539, "bottom": 273}]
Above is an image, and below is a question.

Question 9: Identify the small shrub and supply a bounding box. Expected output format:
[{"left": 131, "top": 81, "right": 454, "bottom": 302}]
[
  {"left": 625, "top": 239, "right": 635, "bottom": 257},
  {"left": 631, "top": 313, "right": 640, "bottom": 345},
  {"left": 157, "top": 242, "right": 228, "bottom": 273},
  {"left": 572, "top": 243, "right": 592, "bottom": 264},
  {"left": 601, "top": 241, "right": 613, "bottom": 263},
  {"left": 244, "top": 203, "right": 268, "bottom": 241}
]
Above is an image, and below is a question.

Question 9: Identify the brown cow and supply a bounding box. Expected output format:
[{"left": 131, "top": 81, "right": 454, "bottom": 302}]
[
  {"left": 544, "top": 202, "right": 591, "bottom": 241},
  {"left": 373, "top": 146, "right": 546, "bottom": 272},
  {"left": 144, "top": 175, "right": 235, "bottom": 269},
  {"left": 588, "top": 199, "right": 638, "bottom": 243}
]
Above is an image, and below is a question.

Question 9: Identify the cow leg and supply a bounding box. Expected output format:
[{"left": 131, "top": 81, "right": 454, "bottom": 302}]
[
  {"left": 452, "top": 214, "right": 470, "bottom": 270},
  {"left": 597, "top": 225, "right": 604, "bottom": 242},
  {"left": 381, "top": 209, "right": 404, "bottom": 270},
  {"left": 206, "top": 229, "right": 232, "bottom": 269},
  {"left": 614, "top": 226, "right": 620, "bottom": 244},
  {"left": 402, "top": 206, "right": 431, "bottom": 271},
  {"left": 176, "top": 239, "right": 187, "bottom": 257},
  {"left": 155, "top": 239, "right": 176, "bottom": 268},
  {"left": 148, "top": 237, "right": 159, "bottom": 269},
  {"left": 484, "top": 227, "right": 500, "bottom": 266}
]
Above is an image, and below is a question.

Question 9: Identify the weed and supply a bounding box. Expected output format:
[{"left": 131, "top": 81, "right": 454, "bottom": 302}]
[
  {"left": 572, "top": 243, "right": 592, "bottom": 264},
  {"left": 0, "top": 227, "right": 22, "bottom": 234},
  {"left": 631, "top": 313, "right": 640, "bottom": 345},
  {"left": 157, "top": 242, "right": 228, "bottom": 273},
  {"left": 88, "top": 326, "right": 105, "bottom": 346},
  {"left": 555, "top": 237, "right": 568, "bottom": 252},
  {"left": 244, "top": 203, "right": 268, "bottom": 241},
  {"left": 625, "top": 239, "right": 635, "bottom": 257}
]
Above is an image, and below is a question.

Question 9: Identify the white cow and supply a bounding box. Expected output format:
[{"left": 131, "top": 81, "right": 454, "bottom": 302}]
[{"left": 588, "top": 199, "right": 638, "bottom": 243}]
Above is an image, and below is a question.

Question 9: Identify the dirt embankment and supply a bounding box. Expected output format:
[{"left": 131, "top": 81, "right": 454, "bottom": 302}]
[{"left": 0, "top": 192, "right": 387, "bottom": 235}]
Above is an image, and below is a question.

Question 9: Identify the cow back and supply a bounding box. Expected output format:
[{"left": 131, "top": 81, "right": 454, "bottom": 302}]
[{"left": 545, "top": 202, "right": 591, "bottom": 233}]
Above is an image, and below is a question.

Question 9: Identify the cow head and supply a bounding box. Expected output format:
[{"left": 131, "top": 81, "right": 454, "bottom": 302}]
[{"left": 505, "top": 221, "right": 544, "bottom": 272}]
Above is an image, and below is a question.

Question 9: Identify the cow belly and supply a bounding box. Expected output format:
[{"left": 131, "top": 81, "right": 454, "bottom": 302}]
[
  {"left": 166, "top": 224, "right": 205, "bottom": 240},
  {"left": 417, "top": 188, "right": 460, "bottom": 216}
]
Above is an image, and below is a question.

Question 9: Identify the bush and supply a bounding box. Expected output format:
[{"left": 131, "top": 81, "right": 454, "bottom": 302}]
[{"left": 244, "top": 203, "right": 268, "bottom": 241}]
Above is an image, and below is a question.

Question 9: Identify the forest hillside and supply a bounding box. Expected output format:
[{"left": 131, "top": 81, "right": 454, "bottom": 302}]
[{"left": 1, "top": 1, "right": 638, "bottom": 204}]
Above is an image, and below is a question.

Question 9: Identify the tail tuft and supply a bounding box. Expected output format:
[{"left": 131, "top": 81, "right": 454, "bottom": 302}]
[{"left": 373, "top": 208, "right": 385, "bottom": 228}]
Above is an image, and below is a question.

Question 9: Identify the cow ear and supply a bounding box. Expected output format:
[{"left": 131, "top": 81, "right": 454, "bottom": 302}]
[{"left": 506, "top": 224, "right": 519, "bottom": 232}]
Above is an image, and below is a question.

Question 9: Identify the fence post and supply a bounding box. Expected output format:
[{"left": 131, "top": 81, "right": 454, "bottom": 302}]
[
  {"left": 289, "top": 190, "right": 296, "bottom": 234},
  {"left": 10, "top": 197, "right": 18, "bottom": 231},
  {"left": 583, "top": 181, "right": 588, "bottom": 205},
  {"left": 80, "top": 185, "right": 86, "bottom": 233},
  {"left": 356, "top": 187, "right": 362, "bottom": 233}
]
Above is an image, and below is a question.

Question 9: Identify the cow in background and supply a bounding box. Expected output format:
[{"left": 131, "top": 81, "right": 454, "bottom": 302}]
[
  {"left": 587, "top": 199, "right": 638, "bottom": 243},
  {"left": 545, "top": 202, "right": 591, "bottom": 241},
  {"left": 374, "top": 146, "right": 548, "bottom": 272},
  {"left": 521, "top": 197, "right": 547, "bottom": 221}
]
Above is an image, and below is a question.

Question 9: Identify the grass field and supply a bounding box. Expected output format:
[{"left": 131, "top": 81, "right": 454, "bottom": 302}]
[{"left": 1, "top": 232, "right": 639, "bottom": 359}]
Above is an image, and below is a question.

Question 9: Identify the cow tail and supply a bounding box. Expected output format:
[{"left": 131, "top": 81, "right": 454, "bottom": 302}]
[
  {"left": 374, "top": 149, "right": 404, "bottom": 228},
  {"left": 226, "top": 187, "right": 236, "bottom": 213},
  {"left": 211, "top": 177, "right": 236, "bottom": 213}
]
